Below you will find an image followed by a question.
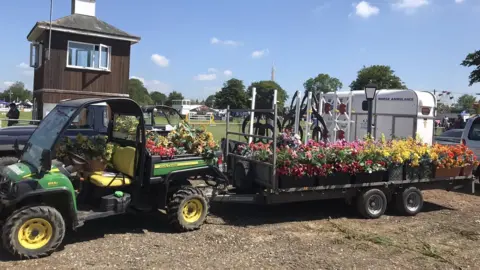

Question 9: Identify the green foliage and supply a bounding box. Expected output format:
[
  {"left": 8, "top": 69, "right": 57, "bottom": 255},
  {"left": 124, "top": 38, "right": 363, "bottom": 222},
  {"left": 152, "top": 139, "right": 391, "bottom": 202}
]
[
  {"left": 113, "top": 115, "right": 139, "bottom": 139},
  {"left": 128, "top": 78, "right": 153, "bottom": 105},
  {"left": 304, "top": 73, "right": 343, "bottom": 94},
  {"left": 205, "top": 95, "right": 215, "bottom": 108},
  {"left": 457, "top": 94, "right": 476, "bottom": 111},
  {"left": 166, "top": 91, "right": 184, "bottom": 106},
  {"left": 56, "top": 134, "right": 114, "bottom": 162},
  {"left": 349, "top": 65, "right": 407, "bottom": 90},
  {"left": 0, "top": 81, "right": 32, "bottom": 101},
  {"left": 461, "top": 50, "right": 480, "bottom": 86},
  {"left": 150, "top": 91, "right": 167, "bottom": 105},
  {"left": 246, "top": 80, "right": 288, "bottom": 110},
  {"left": 214, "top": 78, "right": 248, "bottom": 109}
]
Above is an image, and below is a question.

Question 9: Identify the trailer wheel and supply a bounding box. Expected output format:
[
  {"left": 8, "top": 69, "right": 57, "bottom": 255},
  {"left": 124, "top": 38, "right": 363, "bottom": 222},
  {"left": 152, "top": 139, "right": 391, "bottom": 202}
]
[
  {"left": 167, "top": 186, "right": 209, "bottom": 232},
  {"left": 356, "top": 189, "right": 387, "bottom": 219},
  {"left": 394, "top": 187, "right": 423, "bottom": 216}
]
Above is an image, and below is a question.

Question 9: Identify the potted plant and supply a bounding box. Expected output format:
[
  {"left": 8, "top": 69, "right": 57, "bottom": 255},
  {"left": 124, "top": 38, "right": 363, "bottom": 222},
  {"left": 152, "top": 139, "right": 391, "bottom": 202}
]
[
  {"left": 354, "top": 139, "right": 387, "bottom": 183},
  {"left": 432, "top": 144, "right": 462, "bottom": 178}
]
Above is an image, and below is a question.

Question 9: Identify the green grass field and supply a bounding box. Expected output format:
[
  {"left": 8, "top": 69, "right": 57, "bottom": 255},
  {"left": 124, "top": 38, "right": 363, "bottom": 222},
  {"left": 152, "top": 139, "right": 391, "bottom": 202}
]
[{"left": 0, "top": 111, "right": 35, "bottom": 127}]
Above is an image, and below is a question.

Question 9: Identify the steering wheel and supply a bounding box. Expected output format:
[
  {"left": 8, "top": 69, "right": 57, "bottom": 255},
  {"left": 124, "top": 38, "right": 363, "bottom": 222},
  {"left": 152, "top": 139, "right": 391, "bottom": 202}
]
[{"left": 67, "top": 151, "right": 88, "bottom": 166}]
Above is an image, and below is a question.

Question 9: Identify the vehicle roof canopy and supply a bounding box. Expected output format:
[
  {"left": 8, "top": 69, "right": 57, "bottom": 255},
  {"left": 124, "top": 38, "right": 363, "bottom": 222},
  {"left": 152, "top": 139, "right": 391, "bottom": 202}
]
[{"left": 59, "top": 98, "right": 142, "bottom": 116}]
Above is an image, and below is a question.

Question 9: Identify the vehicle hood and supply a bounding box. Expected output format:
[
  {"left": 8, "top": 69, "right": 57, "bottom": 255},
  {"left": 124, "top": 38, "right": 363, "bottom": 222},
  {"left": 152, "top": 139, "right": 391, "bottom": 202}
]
[
  {"left": 1, "top": 162, "right": 60, "bottom": 182},
  {"left": 2, "top": 162, "right": 35, "bottom": 182}
]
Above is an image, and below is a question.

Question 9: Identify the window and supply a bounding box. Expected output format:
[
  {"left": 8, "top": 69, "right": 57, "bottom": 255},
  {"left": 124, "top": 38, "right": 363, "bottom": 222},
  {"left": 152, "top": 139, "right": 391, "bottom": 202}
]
[
  {"left": 112, "top": 115, "right": 139, "bottom": 141},
  {"left": 67, "top": 41, "right": 111, "bottom": 71},
  {"left": 439, "top": 129, "right": 463, "bottom": 138},
  {"left": 70, "top": 108, "right": 93, "bottom": 129},
  {"left": 468, "top": 120, "right": 480, "bottom": 141},
  {"left": 30, "top": 42, "right": 42, "bottom": 68}
]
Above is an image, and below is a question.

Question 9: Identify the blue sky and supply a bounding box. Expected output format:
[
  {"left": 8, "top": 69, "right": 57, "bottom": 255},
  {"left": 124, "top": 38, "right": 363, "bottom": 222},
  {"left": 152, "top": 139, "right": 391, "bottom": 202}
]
[{"left": 1, "top": 0, "right": 480, "bottom": 102}]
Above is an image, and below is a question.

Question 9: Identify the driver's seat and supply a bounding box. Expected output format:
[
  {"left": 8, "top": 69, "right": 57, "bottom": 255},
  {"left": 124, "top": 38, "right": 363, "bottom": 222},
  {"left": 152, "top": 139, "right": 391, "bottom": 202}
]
[{"left": 89, "top": 146, "right": 136, "bottom": 187}]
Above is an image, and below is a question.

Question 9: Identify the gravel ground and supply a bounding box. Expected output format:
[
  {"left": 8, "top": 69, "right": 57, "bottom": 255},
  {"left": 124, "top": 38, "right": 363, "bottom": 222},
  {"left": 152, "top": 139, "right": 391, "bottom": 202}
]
[{"left": 1, "top": 189, "right": 480, "bottom": 270}]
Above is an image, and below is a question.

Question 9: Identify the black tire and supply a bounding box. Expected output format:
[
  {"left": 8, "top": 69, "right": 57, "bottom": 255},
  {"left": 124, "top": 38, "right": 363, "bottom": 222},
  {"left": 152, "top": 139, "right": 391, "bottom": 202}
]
[
  {"left": 2, "top": 206, "right": 66, "bottom": 259},
  {"left": 0, "top": 156, "right": 18, "bottom": 170},
  {"left": 356, "top": 189, "right": 387, "bottom": 219},
  {"left": 167, "top": 186, "right": 209, "bottom": 232},
  {"left": 394, "top": 187, "right": 424, "bottom": 216}
]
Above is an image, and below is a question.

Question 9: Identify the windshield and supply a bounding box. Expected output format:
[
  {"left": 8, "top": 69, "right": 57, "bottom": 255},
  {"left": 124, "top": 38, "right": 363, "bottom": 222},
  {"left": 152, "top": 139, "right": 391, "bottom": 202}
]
[
  {"left": 156, "top": 107, "right": 182, "bottom": 126},
  {"left": 21, "top": 106, "right": 77, "bottom": 171}
]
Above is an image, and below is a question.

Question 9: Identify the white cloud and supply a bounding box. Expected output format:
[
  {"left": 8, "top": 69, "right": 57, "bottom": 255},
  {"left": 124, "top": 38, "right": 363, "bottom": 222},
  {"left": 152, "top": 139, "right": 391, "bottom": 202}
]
[
  {"left": 207, "top": 68, "right": 218, "bottom": 73},
  {"left": 392, "top": 0, "right": 429, "bottom": 12},
  {"left": 151, "top": 54, "right": 170, "bottom": 67},
  {"left": 223, "top": 70, "right": 233, "bottom": 77},
  {"left": 194, "top": 73, "right": 217, "bottom": 81},
  {"left": 251, "top": 49, "right": 269, "bottom": 59},
  {"left": 130, "top": 76, "right": 171, "bottom": 92},
  {"left": 17, "top": 62, "right": 30, "bottom": 69},
  {"left": 455, "top": 0, "right": 464, "bottom": 3},
  {"left": 210, "top": 37, "right": 242, "bottom": 46},
  {"left": 355, "top": 1, "right": 380, "bottom": 18},
  {"left": 3, "top": 81, "right": 14, "bottom": 87}
]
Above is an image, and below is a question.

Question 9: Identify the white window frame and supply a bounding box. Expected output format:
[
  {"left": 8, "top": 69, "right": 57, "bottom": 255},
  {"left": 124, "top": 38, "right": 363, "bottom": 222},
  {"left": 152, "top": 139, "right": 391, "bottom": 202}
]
[
  {"left": 66, "top": 40, "right": 111, "bottom": 71},
  {"left": 30, "top": 42, "right": 43, "bottom": 69}
]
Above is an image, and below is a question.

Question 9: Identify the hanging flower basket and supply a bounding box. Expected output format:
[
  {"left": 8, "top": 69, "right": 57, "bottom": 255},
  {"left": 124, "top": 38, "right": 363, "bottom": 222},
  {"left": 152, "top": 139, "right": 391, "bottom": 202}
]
[
  {"left": 87, "top": 159, "right": 107, "bottom": 172},
  {"left": 405, "top": 165, "right": 421, "bottom": 180},
  {"left": 387, "top": 164, "right": 403, "bottom": 181},
  {"left": 420, "top": 162, "right": 435, "bottom": 179}
]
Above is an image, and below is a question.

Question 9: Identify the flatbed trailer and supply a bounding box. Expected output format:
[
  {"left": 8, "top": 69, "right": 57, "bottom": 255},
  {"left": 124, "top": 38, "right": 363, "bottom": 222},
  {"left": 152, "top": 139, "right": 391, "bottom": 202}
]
[{"left": 209, "top": 103, "right": 476, "bottom": 219}]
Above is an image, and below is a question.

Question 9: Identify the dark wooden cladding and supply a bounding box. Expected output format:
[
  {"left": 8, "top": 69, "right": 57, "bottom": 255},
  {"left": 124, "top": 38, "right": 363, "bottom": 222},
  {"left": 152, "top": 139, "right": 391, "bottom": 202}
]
[
  {"left": 36, "top": 31, "right": 131, "bottom": 94},
  {"left": 36, "top": 91, "right": 127, "bottom": 103}
]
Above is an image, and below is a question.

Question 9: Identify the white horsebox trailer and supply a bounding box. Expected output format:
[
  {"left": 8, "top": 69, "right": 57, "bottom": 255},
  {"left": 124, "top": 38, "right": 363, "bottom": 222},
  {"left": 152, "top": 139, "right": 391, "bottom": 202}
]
[{"left": 321, "top": 89, "right": 436, "bottom": 145}]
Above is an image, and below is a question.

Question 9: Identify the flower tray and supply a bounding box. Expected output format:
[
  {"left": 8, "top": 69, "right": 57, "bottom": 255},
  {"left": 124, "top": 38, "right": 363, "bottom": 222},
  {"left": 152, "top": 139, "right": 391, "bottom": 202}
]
[
  {"left": 317, "top": 173, "right": 351, "bottom": 186},
  {"left": 354, "top": 171, "right": 385, "bottom": 184},
  {"left": 387, "top": 165, "right": 403, "bottom": 181},
  {"left": 278, "top": 175, "right": 316, "bottom": 189},
  {"left": 435, "top": 167, "right": 461, "bottom": 178},
  {"left": 405, "top": 165, "right": 421, "bottom": 180},
  {"left": 253, "top": 162, "right": 275, "bottom": 188},
  {"left": 460, "top": 165, "right": 475, "bottom": 177}
]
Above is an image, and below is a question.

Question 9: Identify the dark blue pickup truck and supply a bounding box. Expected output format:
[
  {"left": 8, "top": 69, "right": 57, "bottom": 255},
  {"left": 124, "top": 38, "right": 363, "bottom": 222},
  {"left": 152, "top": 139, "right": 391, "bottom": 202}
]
[{"left": 0, "top": 104, "right": 183, "bottom": 159}]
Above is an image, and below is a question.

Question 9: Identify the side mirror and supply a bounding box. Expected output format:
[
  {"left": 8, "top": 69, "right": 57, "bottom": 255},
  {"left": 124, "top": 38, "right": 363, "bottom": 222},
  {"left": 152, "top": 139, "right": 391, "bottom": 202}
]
[
  {"left": 40, "top": 149, "right": 52, "bottom": 173},
  {"left": 362, "top": 100, "right": 368, "bottom": 111}
]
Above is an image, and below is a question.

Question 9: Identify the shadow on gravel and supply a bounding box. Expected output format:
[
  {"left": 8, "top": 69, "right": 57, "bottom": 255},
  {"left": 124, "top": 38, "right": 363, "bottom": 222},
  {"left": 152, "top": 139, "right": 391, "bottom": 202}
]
[
  {"left": 63, "top": 211, "right": 171, "bottom": 246},
  {"left": 209, "top": 199, "right": 454, "bottom": 227},
  {"left": 209, "top": 199, "right": 356, "bottom": 226}
]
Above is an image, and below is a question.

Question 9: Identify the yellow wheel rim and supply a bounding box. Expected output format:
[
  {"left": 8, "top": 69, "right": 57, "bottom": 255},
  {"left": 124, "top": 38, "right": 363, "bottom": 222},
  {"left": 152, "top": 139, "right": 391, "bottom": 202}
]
[
  {"left": 17, "top": 218, "right": 53, "bottom": 250},
  {"left": 182, "top": 198, "right": 203, "bottom": 223}
]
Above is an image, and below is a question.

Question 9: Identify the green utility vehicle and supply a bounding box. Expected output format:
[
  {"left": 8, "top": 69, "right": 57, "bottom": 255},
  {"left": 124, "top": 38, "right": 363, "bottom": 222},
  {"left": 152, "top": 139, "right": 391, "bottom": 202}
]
[{"left": 0, "top": 98, "right": 224, "bottom": 259}]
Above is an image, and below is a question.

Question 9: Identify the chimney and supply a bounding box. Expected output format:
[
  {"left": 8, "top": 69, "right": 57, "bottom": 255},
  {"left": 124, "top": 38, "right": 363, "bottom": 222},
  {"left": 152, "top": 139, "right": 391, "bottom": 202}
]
[{"left": 71, "top": 0, "right": 96, "bottom": 16}]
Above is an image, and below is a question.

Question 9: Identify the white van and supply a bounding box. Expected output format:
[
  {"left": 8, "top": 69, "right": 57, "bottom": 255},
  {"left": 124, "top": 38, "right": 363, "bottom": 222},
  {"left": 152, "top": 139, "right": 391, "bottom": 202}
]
[{"left": 322, "top": 89, "right": 436, "bottom": 144}]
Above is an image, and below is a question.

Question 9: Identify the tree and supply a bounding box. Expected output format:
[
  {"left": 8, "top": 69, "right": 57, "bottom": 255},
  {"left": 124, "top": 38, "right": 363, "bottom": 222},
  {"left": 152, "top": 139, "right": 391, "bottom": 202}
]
[
  {"left": 246, "top": 80, "right": 288, "bottom": 110},
  {"left": 461, "top": 50, "right": 480, "bottom": 86},
  {"left": 0, "top": 81, "right": 32, "bottom": 102},
  {"left": 166, "top": 91, "right": 184, "bottom": 106},
  {"left": 205, "top": 95, "right": 215, "bottom": 108},
  {"left": 150, "top": 91, "right": 167, "bottom": 105},
  {"left": 349, "top": 65, "right": 407, "bottom": 90},
  {"left": 457, "top": 94, "right": 476, "bottom": 112},
  {"left": 437, "top": 103, "right": 451, "bottom": 114},
  {"left": 304, "top": 73, "right": 343, "bottom": 95},
  {"left": 128, "top": 78, "right": 153, "bottom": 105},
  {"left": 214, "top": 78, "right": 248, "bottom": 109}
]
